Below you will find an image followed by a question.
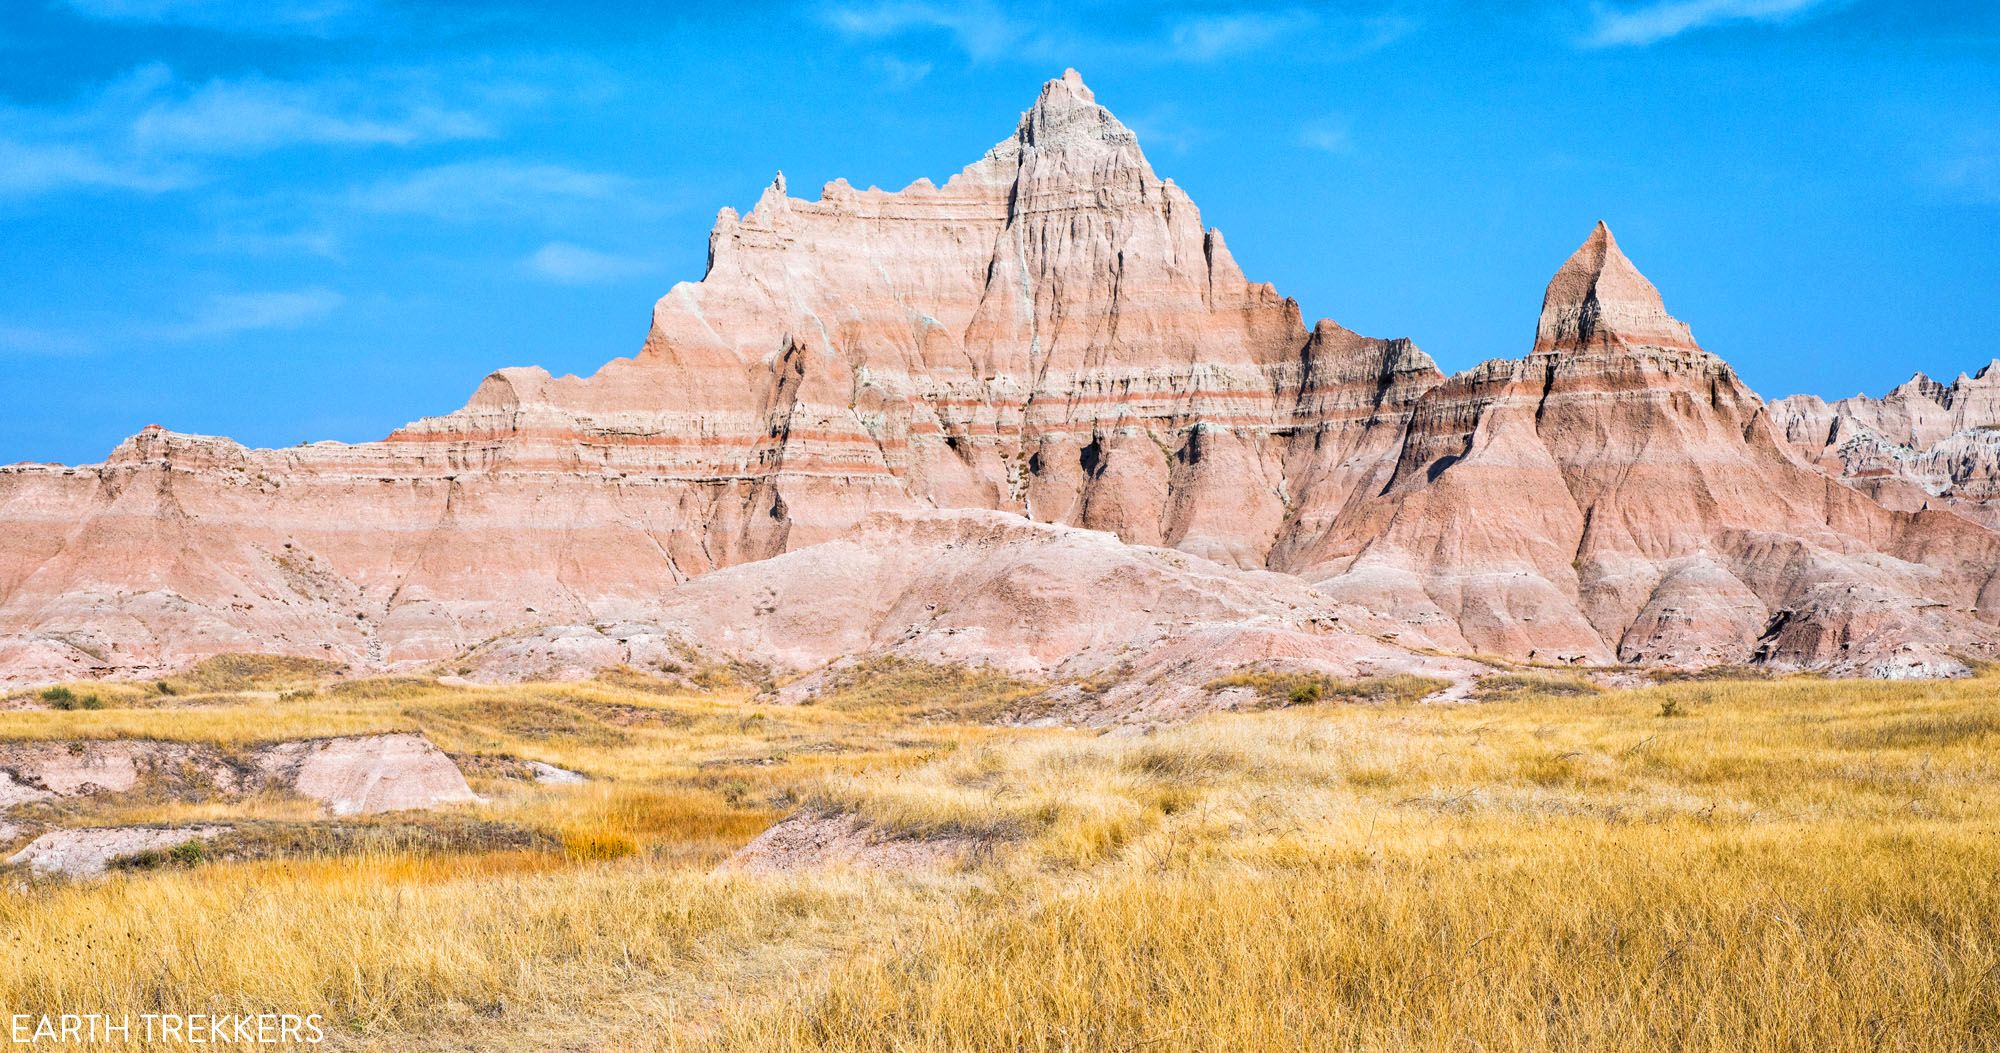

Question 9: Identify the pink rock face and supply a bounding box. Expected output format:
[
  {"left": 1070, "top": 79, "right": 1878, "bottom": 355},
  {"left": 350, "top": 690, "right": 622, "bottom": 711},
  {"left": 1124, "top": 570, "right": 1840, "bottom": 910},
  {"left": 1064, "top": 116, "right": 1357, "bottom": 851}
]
[
  {"left": 460, "top": 510, "right": 1485, "bottom": 716},
  {"left": 1771, "top": 363, "right": 2000, "bottom": 529},
  {"left": 0, "top": 70, "right": 1995, "bottom": 684}
]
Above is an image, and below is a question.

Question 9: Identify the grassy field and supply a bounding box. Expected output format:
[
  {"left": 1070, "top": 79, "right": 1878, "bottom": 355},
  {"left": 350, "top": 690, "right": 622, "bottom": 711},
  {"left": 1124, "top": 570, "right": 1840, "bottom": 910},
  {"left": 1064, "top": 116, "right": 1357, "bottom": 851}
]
[{"left": 2, "top": 663, "right": 1997, "bottom": 1050}]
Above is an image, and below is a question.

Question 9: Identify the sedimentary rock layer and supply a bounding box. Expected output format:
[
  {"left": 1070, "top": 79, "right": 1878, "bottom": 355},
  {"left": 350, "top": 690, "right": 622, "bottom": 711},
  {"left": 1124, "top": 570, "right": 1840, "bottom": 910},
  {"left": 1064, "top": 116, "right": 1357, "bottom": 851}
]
[
  {"left": 1772, "top": 365, "right": 2000, "bottom": 528},
  {"left": 1, "top": 70, "right": 1995, "bottom": 682}
]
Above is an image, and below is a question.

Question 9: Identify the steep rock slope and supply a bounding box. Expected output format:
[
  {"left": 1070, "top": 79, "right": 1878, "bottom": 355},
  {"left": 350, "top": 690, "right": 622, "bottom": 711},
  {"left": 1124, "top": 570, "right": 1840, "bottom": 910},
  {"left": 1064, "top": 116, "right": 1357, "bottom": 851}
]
[
  {"left": 1295, "top": 224, "right": 2000, "bottom": 676},
  {"left": 0, "top": 72, "right": 1994, "bottom": 683},
  {"left": 1771, "top": 365, "right": 2000, "bottom": 528},
  {"left": 0, "top": 71, "right": 1435, "bottom": 681}
]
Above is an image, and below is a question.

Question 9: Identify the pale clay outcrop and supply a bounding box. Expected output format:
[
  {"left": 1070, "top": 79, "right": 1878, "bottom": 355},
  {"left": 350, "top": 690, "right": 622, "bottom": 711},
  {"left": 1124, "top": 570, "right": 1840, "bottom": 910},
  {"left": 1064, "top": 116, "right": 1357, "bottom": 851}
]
[
  {"left": 0, "top": 734, "right": 475, "bottom": 816},
  {"left": 0, "top": 71, "right": 1996, "bottom": 687},
  {"left": 7, "top": 826, "right": 226, "bottom": 878}
]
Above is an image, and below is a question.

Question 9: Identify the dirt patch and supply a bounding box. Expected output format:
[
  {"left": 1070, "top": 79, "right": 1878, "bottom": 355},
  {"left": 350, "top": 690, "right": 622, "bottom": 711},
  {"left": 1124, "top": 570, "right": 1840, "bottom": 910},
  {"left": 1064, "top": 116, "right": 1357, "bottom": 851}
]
[
  {"left": 8, "top": 825, "right": 226, "bottom": 878},
  {"left": 722, "top": 811, "right": 988, "bottom": 875}
]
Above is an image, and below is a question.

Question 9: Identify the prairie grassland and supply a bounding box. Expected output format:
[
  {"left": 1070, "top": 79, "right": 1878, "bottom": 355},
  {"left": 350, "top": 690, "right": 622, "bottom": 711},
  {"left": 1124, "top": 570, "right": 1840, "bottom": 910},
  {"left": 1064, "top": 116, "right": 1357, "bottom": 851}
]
[{"left": 1, "top": 666, "right": 1997, "bottom": 1051}]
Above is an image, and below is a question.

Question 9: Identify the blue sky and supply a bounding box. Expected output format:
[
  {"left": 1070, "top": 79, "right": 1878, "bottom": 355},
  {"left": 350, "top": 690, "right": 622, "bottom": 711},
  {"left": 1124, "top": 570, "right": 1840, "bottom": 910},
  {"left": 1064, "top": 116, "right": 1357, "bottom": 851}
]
[{"left": 1, "top": 0, "right": 1995, "bottom": 464}]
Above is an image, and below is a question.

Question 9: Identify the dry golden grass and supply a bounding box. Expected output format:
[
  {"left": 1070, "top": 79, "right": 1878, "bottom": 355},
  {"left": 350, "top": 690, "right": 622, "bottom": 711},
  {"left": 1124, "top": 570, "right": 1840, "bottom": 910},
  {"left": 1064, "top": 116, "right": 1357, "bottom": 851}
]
[{"left": 3, "top": 664, "right": 1998, "bottom": 1050}]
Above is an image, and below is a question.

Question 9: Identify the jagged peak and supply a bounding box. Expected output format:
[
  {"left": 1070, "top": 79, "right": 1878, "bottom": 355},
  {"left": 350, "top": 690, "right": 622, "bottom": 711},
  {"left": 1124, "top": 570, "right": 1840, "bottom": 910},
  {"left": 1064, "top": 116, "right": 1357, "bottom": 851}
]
[
  {"left": 979, "top": 68, "right": 1140, "bottom": 167},
  {"left": 1532, "top": 221, "right": 1698, "bottom": 355}
]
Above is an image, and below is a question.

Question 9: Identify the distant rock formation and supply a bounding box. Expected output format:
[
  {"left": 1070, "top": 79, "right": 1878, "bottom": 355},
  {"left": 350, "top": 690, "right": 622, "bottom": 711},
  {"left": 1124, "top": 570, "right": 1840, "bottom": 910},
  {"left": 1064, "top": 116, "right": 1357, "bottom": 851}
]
[
  {"left": 1771, "top": 364, "right": 2000, "bottom": 529},
  {"left": 1, "top": 70, "right": 1995, "bottom": 684}
]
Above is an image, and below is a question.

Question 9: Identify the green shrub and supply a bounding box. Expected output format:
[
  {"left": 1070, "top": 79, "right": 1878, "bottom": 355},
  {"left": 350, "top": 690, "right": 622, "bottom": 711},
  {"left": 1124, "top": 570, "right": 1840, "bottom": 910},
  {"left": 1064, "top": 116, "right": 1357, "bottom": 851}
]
[
  {"left": 168, "top": 840, "right": 206, "bottom": 866},
  {"left": 38, "top": 686, "right": 102, "bottom": 710}
]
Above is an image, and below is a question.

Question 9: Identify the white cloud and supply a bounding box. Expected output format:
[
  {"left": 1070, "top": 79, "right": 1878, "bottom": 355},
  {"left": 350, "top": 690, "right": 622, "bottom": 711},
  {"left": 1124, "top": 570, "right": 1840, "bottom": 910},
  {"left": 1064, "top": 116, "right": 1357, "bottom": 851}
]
[
  {"left": 1165, "top": 11, "right": 1313, "bottom": 62},
  {"left": 349, "top": 160, "right": 642, "bottom": 221},
  {"left": 524, "top": 242, "right": 658, "bottom": 285},
  {"left": 823, "top": 2, "right": 1415, "bottom": 66},
  {"left": 823, "top": 2, "right": 1022, "bottom": 60},
  {"left": 1583, "top": 0, "right": 1836, "bottom": 48},
  {"left": 0, "top": 138, "right": 195, "bottom": 196},
  {"left": 58, "top": 0, "right": 368, "bottom": 36},
  {"left": 0, "top": 324, "right": 93, "bottom": 357},
  {"left": 1299, "top": 116, "right": 1354, "bottom": 155},
  {"left": 155, "top": 288, "right": 344, "bottom": 341},
  {"left": 130, "top": 77, "right": 490, "bottom": 155},
  {"left": 0, "top": 63, "right": 511, "bottom": 199},
  {"left": 870, "top": 55, "right": 935, "bottom": 89}
]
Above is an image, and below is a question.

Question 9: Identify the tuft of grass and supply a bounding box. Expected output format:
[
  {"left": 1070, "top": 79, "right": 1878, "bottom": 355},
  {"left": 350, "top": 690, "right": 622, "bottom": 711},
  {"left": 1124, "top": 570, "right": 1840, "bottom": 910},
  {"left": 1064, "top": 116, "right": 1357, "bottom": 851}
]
[
  {"left": 163, "top": 653, "right": 344, "bottom": 694},
  {"left": 1472, "top": 671, "right": 1603, "bottom": 702},
  {"left": 6, "top": 666, "right": 2000, "bottom": 1051},
  {"left": 807, "top": 657, "right": 1044, "bottom": 721},
  {"left": 1205, "top": 671, "right": 1446, "bottom": 707},
  {"left": 1651, "top": 663, "right": 1775, "bottom": 683}
]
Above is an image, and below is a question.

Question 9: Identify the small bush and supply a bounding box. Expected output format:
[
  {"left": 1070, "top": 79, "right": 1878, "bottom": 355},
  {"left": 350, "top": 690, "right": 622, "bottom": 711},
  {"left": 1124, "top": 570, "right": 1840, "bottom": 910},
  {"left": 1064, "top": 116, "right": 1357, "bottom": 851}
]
[
  {"left": 39, "top": 686, "right": 103, "bottom": 711},
  {"left": 155, "top": 680, "right": 176, "bottom": 696},
  {"left": 1658, "top": 699, "right": 1682, "bottom": 718},
  {"left": 168, "top": 840, "right": 206, "bottom": 867}
]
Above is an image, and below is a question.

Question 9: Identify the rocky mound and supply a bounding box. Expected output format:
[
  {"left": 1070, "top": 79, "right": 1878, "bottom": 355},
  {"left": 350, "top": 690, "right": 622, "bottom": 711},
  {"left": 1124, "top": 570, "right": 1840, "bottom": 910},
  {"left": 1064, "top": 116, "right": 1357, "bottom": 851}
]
[
  {"left": 459, "top": 510, "right": 1486, "bottom": 721},
  {"left": 8, "top": 825, "right": 226, "bottom": 878},
  {"left": 0, "top": 733, "right": 475, "bottom": 816},
  {"left": 0, "top": 71, "right": 1993, "bottom": 685}
]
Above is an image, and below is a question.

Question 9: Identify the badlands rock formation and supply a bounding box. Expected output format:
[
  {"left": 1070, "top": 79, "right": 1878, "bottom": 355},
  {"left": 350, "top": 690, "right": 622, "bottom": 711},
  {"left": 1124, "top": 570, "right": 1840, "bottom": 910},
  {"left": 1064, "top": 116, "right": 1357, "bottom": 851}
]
[
  {"left": 0, "top": 70, "right": 1995, "bottom": 684},
  {"left": 1772, "top": 366, "right": 2000, "bottom": 529},
  {"left": 8, "top": 825, "right": 226, "bottom": 878},
  {"left": 0, "top": 733, "right": 475, "bottom": 815},
  {"left": 459, "top": 509, "right": 1487, "bottom": 721}
]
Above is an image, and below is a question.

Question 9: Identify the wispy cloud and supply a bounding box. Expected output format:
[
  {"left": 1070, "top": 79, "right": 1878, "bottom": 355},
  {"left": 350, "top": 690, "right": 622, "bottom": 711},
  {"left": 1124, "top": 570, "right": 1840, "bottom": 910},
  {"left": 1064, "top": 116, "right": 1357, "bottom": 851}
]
[
  {"left": 869, "top": 55, "right": 935, "bottom": 89},
  {"left": 1930, "top": 129, "right": 2000, "bottom": 205},
  {"left": 205, "top": 224, "right": 345, "bottom": 260},
  {"left": 821, "top": 2, "right": 1414, "bottom": 65},
  {"left": 0, "top": 324, "right": 94, "bottom": 357},
  {"left": 523, "top": 242, "right": 659, "bottom": 285},
  {"left": 154, "top": 288, "right": 345, "bottom": 341},
  {"left": 1122, "top": 107, "right": 1205, "bottom": 155},
  {"left": 1582, "top": 0, "right": 1837, "bottom": 48},
  {"left": 1165, "top": 11, "right": 1313, "bottom": 62},
  {"left": 57, "top": 0, "right": 370, "bottom": 36},
  {"left": 130, "top": 76, "right": 491, "bottom": 155},
  {"left": 0, "top": 63, "right": 503, "bottom": 200},
  {"left": 822, "top": 2, "right": 1023, "bottom": 61},
  {"left": 1299, "top": 115, "right": 1354, "bottom": 155},
  {"left": 349, "top": 160, "right": 642, "bottom": 222},
  {"left": 0, "top": 138, "right": 195, "bottom": 196}
]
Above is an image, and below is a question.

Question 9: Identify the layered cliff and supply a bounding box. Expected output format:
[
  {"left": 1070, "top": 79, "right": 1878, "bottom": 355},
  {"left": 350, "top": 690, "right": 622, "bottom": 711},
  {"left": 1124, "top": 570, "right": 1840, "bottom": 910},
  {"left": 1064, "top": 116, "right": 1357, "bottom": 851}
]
[
  {"left": 1771, "top": 365, "right": 2000, "bottom": 529},
  {"left": 1, "top": 71, "right": 1995, "bottom": 685}
]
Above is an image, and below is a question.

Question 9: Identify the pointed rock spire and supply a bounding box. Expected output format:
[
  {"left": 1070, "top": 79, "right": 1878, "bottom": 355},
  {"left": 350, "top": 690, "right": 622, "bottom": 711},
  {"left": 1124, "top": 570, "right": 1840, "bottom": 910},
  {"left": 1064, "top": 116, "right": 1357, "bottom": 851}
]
[
  {"left": 1532, "top": 221, "right": 1697, "bottom": 355},
  {"left": 1012, "top": 68, "right": 1139, "bottom": 154}
]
